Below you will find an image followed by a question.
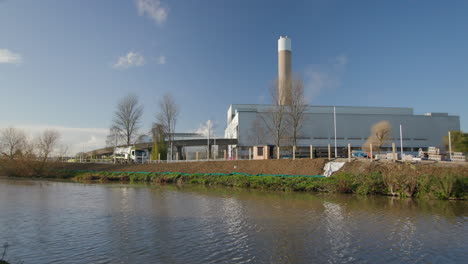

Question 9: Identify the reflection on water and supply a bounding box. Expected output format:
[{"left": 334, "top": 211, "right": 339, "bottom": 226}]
[{"left": 0, "top": 178, "right": 466, "bottom": 264}]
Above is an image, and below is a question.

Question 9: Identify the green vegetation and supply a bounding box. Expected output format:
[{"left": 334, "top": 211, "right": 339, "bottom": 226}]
[
  {"left": 151, "top": 139, "right": 167, "bottom": 160},
  {"left": 70, "top": 170, "right": 467, "bottom": 200},
  {"left": 150, "top": 123, "right": 167, "bottom": 160},
  {"left": 444, "top": 131, "right": 468, "bottom": 153}
]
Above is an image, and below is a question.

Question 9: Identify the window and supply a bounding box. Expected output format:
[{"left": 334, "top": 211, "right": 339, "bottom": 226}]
[{"left": 257, "top": 147, "right": 264, "bottom": 156}]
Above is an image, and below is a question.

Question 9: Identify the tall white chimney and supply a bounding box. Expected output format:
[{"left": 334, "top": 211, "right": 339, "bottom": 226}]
[{"left": 278, "top": 36, "right": 292, "bottom": 105}]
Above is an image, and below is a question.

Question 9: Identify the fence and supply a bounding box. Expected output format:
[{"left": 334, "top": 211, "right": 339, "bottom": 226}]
[{"left": 72, "top": 143, "right": 466, "bottom": 164}]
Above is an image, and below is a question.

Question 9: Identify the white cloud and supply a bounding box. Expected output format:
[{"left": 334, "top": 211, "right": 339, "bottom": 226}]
[
  {"left": 113, "top": 51, "right": 145, "bottom": 69},
  {"left": 0, "top": 124, "right": 108, "bottom": 155},
  {"left": 136, "top": 0, "right": 168, "bottom": 25},
  {"left": 304, "top": 55, "right": 348, "bottom": 102},
  {"left": 157, "top": 55, "right": 166, "bottom": 65},
  {"left": 0, "top": 49, "right": 22, "bottom": 64}
]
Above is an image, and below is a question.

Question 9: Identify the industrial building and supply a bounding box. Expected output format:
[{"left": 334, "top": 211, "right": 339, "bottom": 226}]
[{"left": 224, "top": 36, "right": 461, "bottom": 158}]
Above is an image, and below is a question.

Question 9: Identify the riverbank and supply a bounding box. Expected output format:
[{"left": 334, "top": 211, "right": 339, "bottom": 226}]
[
  {"left": 1, "top": 159, "right": 467, "bottom": 199},
  {"left": 54, "top": 158, "right": 328, "bottom": 175},
  {"left": 70, "top": 169, "right": 466, "bottom": 200}
]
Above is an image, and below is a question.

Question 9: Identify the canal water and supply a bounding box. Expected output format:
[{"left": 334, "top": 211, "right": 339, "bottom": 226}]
[{"left": 0, "top": 178, "right": 466, "bottom": 264}]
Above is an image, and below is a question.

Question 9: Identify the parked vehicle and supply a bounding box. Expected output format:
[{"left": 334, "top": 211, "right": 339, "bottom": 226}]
[{"left": 113, "top": 147, "right": 149, "bottom": 164}]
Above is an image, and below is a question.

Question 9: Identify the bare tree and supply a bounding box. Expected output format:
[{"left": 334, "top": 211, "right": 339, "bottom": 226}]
[
  {"left": 33, "top": 129, "right": 61, "bottom": 174},
  {"left": 106, "top": 125, "right": 122, "bottom": 147},
  {"left": 36, "top": 129, "right": 61, "bottom": 161},
  {"left": 111, "top": 94, "right": 144, "bottom": 146},
  {"left": 0, "top": 127, "right": 27, "bottom": 160},
  {"left": 57, "top": 144, "right": 69, "bottom": 161},
  {"left": 260, "top": 79, "right": 288, "bottom": 156},
  {"left": 247, "top": 115, "right": 267, "bottom": 146},
  {"left": 286, "top": 77, "right": 307, "bottom": 148},
  {"left": 363, "top": 121, "right": 392, "bottom": 153},
  {"left": 156, "top": 93, "right": 179, "bottom": 160}
]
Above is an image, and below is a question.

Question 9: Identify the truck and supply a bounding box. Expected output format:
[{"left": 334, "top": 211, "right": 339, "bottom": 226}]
[{"left": 113, "top": 147, "right": 149, "bottom": 164}]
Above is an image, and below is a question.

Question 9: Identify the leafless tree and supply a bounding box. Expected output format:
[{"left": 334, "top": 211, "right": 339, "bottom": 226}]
[
  {"left": 33, "top": 129, "right": 61, "bottom": 174},
  {"left": 286, "top": 77, "right": 307, "bottom": 148},
  {"left": 0, "top": 127, "right": 27, "bottom": 160},
  {"left": 111, "top": 94, "right": 144, "bottom": 146},
  {"left": 247, "top": 115, "right": 268, "bottom": 146},
  {"left": 106, "top": 125, "right": 121, "bottom": 147},
  {"left": 156, "top": 93, "right": 179, "bottom": 160},
  {"left": 260, "top": 79, "right": 288, "bottom": 155},
  {"left": 57, "top": 144, "right": 69, "bottom": 161},
  {"left": 363, "top": 121, "right": 392, "bottom": 153},
  {"left": 36, "top": 129, "right": 61, "bottom": 161}
]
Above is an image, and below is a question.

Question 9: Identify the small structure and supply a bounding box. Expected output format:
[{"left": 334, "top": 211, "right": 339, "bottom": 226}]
[
  {"left": 428, "top": 147, "right": 443, "bottom": 161},
  {"left": 386, "top": 152, "right": 401, "bottom": 161},
  {"left": 451, "top": 152, "right": 466, "bottom": 162},
  {"left": 253, "top": 145, "right": 274, "bottom": 160}
]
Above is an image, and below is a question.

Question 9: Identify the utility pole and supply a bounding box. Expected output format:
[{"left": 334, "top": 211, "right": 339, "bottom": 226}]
[
  {"left": 214, "top": 137, "right": 216, "bottom": 160},
  {"left": 400, "top": 124, "right": 403, "bottom": 159},
  {"left": 333, "top": 106, "right": 337, "bottom": 158},
  {"left": 448, "top": 131, "right": 452, "bottom": 161},
  {"left": 207, "top": 122, "right": 210, "bottom": 160},
  {"left": 114, "top": 133, "right": 117, "bottom": 164},
  {"left": 170, "top": 141, "right": 173, "bottom": 162}
]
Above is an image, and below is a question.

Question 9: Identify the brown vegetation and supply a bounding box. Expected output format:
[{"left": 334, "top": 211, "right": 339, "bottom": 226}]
[
  {"left": 156, "top": 93, "right": 179, "bottom": 160},
  {"left": 51, "top": 159, "right": 328, "bottom": 176},
  {"left": 0, "top": 127, "right": 63, "bottom": 177},
  {"left": 363, "top": 120, "right": 392, "bottom": 152}
]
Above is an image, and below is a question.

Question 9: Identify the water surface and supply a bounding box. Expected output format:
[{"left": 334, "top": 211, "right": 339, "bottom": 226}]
[{"left": 0, "top": 178, "right": 466, "bottom": 263}]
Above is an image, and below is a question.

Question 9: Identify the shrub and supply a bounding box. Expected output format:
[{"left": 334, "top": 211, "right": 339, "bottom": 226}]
[
  {"left": 433, "top": 172, "right": 463, "bottom": 199},
  {"left": 328, "top": 173, "right": 356, "bottom": 193}
]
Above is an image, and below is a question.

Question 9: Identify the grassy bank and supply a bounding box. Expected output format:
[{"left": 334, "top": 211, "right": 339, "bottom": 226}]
[
  {"left": 71, "top": 170, "right": 467, "bottom": 200},
  {"left": 2, "top": 158, "right": 466, "bottom": 200}
]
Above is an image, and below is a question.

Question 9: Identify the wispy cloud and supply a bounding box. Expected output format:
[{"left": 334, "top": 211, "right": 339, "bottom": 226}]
[
  {"left": 136, "top": 0, "right": 168, "bottom": 25},
  {"left": 0, "top": 49, "right": 22, "bottom": 64},
  {"left": 157, "top": 55, "right": 166, "bottom": 65},
  {"left": 304, "top": 55, "right": 348, "bottom": 102},
  {"left": 113, "top": 51, "right": 145, "bottom": 69}
]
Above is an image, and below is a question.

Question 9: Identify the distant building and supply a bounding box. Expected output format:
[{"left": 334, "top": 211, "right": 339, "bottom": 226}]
[
  {"left": 224, "top": 36, "right": 461, "bottom": 158},
  {"left": 224, "top": 104, "right": 460, "bottom": 157}
]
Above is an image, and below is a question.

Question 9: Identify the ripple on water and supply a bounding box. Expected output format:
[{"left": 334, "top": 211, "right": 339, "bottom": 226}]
[{"left": 0, "top": 179, "right": 466, "bottom": 264}]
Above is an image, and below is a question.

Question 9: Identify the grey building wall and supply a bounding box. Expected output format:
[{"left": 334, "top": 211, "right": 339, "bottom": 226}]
[{"left": 225, "top": 104, "right": 460, "bottom": 151}]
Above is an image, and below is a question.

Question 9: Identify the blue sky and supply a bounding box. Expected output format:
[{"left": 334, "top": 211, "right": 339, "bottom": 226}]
[{"left": 1, "top": 0, "right": 467, "bottom": 153}]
